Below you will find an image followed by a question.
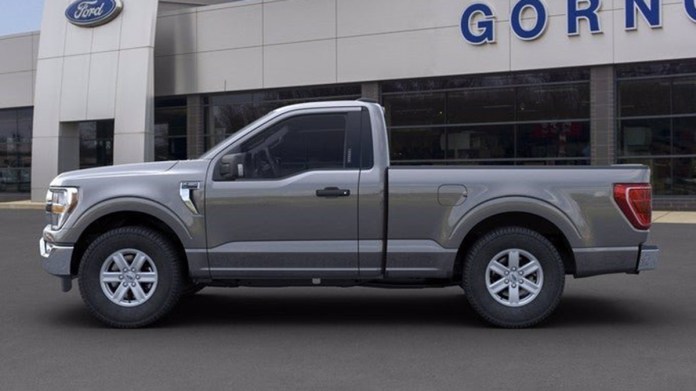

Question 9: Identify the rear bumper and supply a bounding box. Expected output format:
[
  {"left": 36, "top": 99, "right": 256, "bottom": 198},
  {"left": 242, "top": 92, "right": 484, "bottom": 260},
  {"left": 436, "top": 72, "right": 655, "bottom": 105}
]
[
  {"left": 637, "top": 245, "right": 659, "bottom": 272},
  {"left": 573, "top": 244, "right": 659, "bottom": 278}
]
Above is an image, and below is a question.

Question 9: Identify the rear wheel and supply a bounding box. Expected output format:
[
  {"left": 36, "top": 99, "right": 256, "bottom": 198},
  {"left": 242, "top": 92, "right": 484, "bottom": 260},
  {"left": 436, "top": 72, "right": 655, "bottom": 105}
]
[
  {"left": 78, "top": 226, "right": 185, "bottom": 328},
  {"left": 463, "top": 227, "right": 565, "bottom": 328}
]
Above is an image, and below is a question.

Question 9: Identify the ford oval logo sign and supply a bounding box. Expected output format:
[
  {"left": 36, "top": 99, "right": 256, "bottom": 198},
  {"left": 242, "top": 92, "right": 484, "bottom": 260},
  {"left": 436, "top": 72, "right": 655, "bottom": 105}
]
[{"left": 65, "top": 0, "right": 123, "bottom": 28}]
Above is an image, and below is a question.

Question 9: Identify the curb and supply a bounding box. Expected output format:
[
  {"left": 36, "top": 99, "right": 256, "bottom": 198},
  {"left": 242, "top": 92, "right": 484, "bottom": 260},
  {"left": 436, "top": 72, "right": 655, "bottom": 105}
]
[
  {"left": 652, "top": 211, "right": 696, "bottom": 225},
  {"left": 0, "top": 201, "right": 45, "bottom": 210}
]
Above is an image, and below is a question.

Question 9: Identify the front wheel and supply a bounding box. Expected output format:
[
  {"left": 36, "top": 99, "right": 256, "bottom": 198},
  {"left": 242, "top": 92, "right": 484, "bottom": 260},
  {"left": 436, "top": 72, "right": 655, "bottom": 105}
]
[
  {"left": 463, "top": 227, "right": 565, "bottom": 328},
  {"left": 78, "top": 226, "right": 185, "bottom": 328}
]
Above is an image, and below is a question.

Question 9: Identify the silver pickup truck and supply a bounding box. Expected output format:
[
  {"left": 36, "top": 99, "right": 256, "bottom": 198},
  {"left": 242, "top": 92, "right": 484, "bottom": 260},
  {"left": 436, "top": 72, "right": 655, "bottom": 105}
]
[{"left": 40, "top": 100, "right": 659, "bottom": 328}]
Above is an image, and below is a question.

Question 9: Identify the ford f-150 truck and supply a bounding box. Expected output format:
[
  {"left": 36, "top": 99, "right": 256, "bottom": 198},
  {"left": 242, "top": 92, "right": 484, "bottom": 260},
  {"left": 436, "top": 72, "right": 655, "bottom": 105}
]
[{"left": 40, "top": 100, "right": 659, "bottom": 328}]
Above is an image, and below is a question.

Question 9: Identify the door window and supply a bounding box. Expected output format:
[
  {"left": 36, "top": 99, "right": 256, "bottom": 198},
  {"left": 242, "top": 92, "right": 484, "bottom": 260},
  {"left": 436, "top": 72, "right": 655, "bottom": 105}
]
[{"left": 237, "top": 114, "right": 349, "bottom": 179}]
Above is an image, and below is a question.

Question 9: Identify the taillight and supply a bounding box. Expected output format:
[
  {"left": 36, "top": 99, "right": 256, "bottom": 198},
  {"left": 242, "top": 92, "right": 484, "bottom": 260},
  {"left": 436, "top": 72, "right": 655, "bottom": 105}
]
[{"left": 613, "top": 183, "right": 652, "bottom": 230}]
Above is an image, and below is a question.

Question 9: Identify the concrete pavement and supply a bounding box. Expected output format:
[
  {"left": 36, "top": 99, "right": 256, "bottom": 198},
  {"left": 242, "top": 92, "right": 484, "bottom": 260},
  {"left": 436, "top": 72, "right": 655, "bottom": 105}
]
[{"left": 1, "top": 209, "right": 695, "bottom": 391}]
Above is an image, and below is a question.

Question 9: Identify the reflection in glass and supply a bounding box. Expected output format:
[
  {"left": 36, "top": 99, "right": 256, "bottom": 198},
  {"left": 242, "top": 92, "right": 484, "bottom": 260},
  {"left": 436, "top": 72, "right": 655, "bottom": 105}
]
[
  {"left": 205, "top": 84, "right": 361, "bottom": 152},
  {"left": 155, "top": 105, "right": 188, "bottom": 161},
  {"left": 383, "top": 93, "right": 446, "bottom": 127},
  {"left": 673, "top": 78, "right": 696, "bottom": 115},
  {"left": 618, "top": 63, "right": 696, "bottom": 194},
  {"left": 446, "top": 125, "right": 513, "bottom": 160},
  {"left": 673, "top": 117, "right": 696, "bottom": 156},
  {"left": 382, "top": 71, "right": 590, "bottom": 166},
  {"left": 619, "top": 80, "right": 671, "bottom": 117},
  {"left": 447, "top": 89, "right": 515, "bottom": 124},
  {"left": 517, "top": 85, "right": 590, "bottom": 121},
  {"left": 79, "top": 121, "right": 114, "bottom": 169},
  {"left": 0, "top": 108, "right": 33, "bottom": 192},
  {"left": 518, "top": 122, "right": 590, "bottom": 159},
  {"left": 389, "top": 128, "right": 445, "bottom": 163}
]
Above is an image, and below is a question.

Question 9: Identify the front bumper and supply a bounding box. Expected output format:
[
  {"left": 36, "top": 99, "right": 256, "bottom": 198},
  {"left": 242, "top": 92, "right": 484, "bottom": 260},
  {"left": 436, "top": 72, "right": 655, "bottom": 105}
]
[
  {"left": 40, "top": 238, "right": 74, "bottom": 277},
  {"left": 637, "top": 245, "right": 659, "bottom": 272}
]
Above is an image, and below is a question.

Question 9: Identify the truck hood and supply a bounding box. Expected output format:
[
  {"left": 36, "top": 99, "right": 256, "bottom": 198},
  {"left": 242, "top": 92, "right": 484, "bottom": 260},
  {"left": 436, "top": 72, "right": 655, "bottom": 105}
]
[{"left": 50, "top": 161, "right": 179, "bottom": 187}]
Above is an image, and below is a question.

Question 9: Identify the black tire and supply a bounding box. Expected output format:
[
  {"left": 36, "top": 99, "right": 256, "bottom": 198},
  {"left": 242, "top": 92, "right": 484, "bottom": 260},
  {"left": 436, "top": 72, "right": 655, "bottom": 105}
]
[
  {"left": 463, "top": 227, "right": 565, "bottom": 328},
  {"left": 78, "top": 226, "right": 185, "bottom": 328}
]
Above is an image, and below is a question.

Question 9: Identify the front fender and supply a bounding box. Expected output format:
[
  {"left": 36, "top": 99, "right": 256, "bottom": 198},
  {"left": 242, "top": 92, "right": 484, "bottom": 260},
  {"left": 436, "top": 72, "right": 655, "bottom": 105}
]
[{"left": 63, "top": 197, "right": 202, "bottom": 249}]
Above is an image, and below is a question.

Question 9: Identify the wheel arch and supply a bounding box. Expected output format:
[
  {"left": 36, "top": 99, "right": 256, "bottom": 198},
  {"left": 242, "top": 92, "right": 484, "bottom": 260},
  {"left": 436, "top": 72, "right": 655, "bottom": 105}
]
[
  {"left": 68, "top": 199, "right": 194, "bottom": 275},
  {"left": 450, "top": 197, "right": 582, "bottom": 277}
]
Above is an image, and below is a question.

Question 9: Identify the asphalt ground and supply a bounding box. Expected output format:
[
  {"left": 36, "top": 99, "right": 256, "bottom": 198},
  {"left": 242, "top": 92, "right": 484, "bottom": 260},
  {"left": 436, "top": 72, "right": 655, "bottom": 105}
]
[{"left": 1, "top": 210, "right": 694, "bottom": 391}]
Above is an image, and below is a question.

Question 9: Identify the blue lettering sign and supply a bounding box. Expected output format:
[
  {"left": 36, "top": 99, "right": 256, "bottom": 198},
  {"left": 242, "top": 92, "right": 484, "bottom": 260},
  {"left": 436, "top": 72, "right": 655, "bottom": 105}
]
[
  {"left": 625, "top": 0, "right": 661, "bottom": 30},
  {"left": 65, "top": 0, "right": 123, "bottom": 28},
  {"left": 567, "top": 0, "right": 602, "bottom": 35},
  {"left": 686, "top": 0, "right": 696, "bottom": 22},
  {"left": 511, "top": 0, "right": 549, "bottom": 40},
  {"left": 461, "top": 3, "right": 496, "bottom": 45}
]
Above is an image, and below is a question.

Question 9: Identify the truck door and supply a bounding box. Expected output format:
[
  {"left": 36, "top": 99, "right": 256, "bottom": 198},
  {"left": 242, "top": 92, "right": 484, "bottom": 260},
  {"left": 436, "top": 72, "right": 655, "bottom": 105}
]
[{"left": 205, "top": 108, "right": 363, "bottom": 279}]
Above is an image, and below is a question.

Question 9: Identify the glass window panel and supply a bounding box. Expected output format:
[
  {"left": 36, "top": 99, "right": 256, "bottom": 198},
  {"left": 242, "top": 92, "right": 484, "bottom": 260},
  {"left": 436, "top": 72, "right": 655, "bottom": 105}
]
[
  {"left": 446, "top": 75, "right": 509, "bottom": 90},
  {"left": 240, "top": 114, "right": 347, "bottom": 179},
  {"left": 78, "top": 122, "right": 97, "bottom": 140},
  {"left": 155, "top": 136, "right": 187, "bottom": 161},
  {"left": 210, "top": 93, "right": 255, "bottom": 107},
  {"left": 389, "top": 128, "right": 446, "bottom": 162},
  {"left": 382, "top": 69, "right": 589, "bottom": 93},
  {"left": 79, "top": 139, "right": 97, "bottom": 168},
  {"left": 518, "top": 159, "right": 590, "bottom": 166},
  {"left": 79, "top": 120, "right": 114, "bottom": 169},
  {"left": 673, "top": 158, "right": 696, "bottom": 195},
  {"left": 0, "top": 143, "right": 8, "bottom": 167},
  {"left": 517, "top": 84, "right": 590, "bottom": 121},
  {"left": 204, "top": 85, "right": 360, "bottom": 154},
  {"left": 382, "top": 79, "right": 448, "bottom": 94},
  {"left": 154, "top": 137, "right": 169, "bottom": 161},
  {"left": 155, "top": 97, "right": 187, "bottom": 108},
  {"left": 446, "top": 125, "right": 514, "bottom": 161},
  {"left": 0, "top": 109, "right": 31, "bottom": 192},
  {"left": 617, "top": 60, "right": 696, "bottom": 78},
  {"left": 619, "top": 79, "right": 671, "bottom": 117},
  {"left": 513, "top": 69, "right": 589, "bottom": 84},
  {"left": 447, "top": 88, "right": 515, "bottom": 124},
  {"left": 382, "top": 93, "right": 446, "bottom": 127},
  {"left": 17, "top": 109, "right": 32, "bottom": 142},
  {"left": 155, "top": 107, "right": 187, "bottom": 137},
  {"left": 672, "top": 78, "right": 696, "bottom": 115},
  {"left": 618, "top": 119, "right": 671, "bottom": 157},
  {"left": 96, "top": 121, "right": 114, "bottom": 139},
  {"left": 211, "top": 103, "right": 264, "bottom": 139},
  {"left": 673, "top": 117, "right": 696, "bottom": 156},
  {"left": 449, "top": 160, "right": 516, "bottom": 166},
  {"left": 518, "top": 122, "right": 590, "bottom": 159},
  {"left": 0, "top": 110, "right": 17, "bottom": 141},
  {"left": 619, "top": 158, "right": 672, "bottom": 195}
]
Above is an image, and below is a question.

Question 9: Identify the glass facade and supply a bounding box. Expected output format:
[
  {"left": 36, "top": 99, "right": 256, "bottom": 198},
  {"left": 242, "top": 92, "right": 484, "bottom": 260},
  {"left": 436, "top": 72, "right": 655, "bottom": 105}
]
[
  {"left": 5, "top": 60, "right": 696, "bottom": 202},
  {"left": 204, "top": 84, "right": 362, "bottom": 153},
  {"left": 0, "top": 108, "right": 32, "bottom": 192},
  {"left": 382, "top": 69, "right": 591, "bottom": 166},
  {"left": 617, "top": 61, "right": 696, "bottom": 195},
  {"left": 79, "top": 120, "right": 114, "bottom": 169},
  {"left": 155, "top": 97, "right": 188, "bottom": 161}
]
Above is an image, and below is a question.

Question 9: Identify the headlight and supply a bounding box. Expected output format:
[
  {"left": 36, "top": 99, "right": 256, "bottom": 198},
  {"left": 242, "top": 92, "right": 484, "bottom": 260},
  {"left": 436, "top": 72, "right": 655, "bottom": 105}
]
[{"left": 45, "top": 187, "right": 79, "bottom": 230}]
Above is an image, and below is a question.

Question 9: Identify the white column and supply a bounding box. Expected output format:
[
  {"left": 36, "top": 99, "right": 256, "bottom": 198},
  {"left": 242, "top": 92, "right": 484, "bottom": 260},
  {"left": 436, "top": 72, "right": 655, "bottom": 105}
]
[{"left": 31, "top": 0, "right": 160, "bottom": 201}]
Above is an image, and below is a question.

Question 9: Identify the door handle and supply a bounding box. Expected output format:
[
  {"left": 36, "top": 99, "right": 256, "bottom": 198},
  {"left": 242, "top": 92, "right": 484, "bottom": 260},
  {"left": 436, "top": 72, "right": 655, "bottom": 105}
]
[{"left": 316, "top": 187, "right": 351, "bottom": 198}]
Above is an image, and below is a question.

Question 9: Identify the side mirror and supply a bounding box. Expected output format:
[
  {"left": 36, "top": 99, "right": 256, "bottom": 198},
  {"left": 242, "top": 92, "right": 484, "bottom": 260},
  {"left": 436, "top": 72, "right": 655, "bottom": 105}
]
[{"left": 219, "top": 153, "right": 246, "bottom": 180}]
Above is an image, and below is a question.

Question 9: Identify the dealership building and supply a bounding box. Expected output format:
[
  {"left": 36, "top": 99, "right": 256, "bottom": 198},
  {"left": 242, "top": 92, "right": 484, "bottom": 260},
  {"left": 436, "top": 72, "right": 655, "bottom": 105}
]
[{"left": 1, "top": 0, "right": 696, "bottom": 208}]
